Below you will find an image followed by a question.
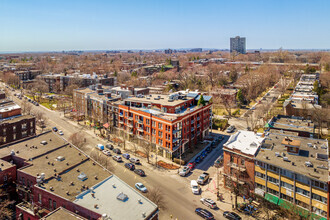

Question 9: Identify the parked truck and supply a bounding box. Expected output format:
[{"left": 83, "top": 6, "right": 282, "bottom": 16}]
[
  {"left": 96, "top": 144, "right": 104, "bottom": 151},
  {"left": 197, "top": 172, "right": 209, "bottom": 185}
]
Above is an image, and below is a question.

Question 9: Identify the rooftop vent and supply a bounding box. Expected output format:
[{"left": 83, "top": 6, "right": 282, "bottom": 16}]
[
  {"left": 117, "top": 192, "right": 128, "bottom": 201},
  {"left": 168, "top": 99, "right": 174, "bottom": 102},
  {"left": 283, "top": 157, "right": 289, "bottom": 162},
  {"left": 40, "top": 141, "right": 47, "bottom": 145},
  {"left": 78, "top": 172, "right": 88, "bottom": 181},
  {"left": 275, "top": 152, "right": 281, "bottom": 157},
  {"left": 56, "top": 156, "right": 65, "bottom": 161},
  {"left": 305, "top": 161, "right": 313, "bottom": 167}
]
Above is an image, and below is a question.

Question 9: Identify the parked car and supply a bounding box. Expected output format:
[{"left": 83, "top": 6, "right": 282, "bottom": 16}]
[
  {"left": 206, "top": 147, "right": 212, "bottom": 153},
  {"left": 197, "top": 172, "right": 210, "bottom": 185},
  {"left": 35, "top": 102, "right": 39, "bottom": 106},
  {"left": 129, "top": 158, "right": 140, "bottom": 164},
  {"left": 223, "top": 211, "right": 241, "bottom": 220},
  {"left": 58, "top": 130, "right": 64, "bottom": 136},
  {"left": 96, "top": 144, "right": 104, "bottom": 151},
  {"left": 179, "top": 166, "right": 191, "bottom": 177},
  {"left": 226, "top": 125, "right": 235, "bottom": 133},
  {"left": 199, "top": 154, "right": 205, "bottom": 160},
  {"left": 124, "top": 163, "right": 135, "bottom": 171},
  {"left": 135, "top": 183, "right": 147, "bottom": 193},
  {"left": 200, "top": 198, "right": 217, "bottom": 209},
  {"left": 195, "top": 156, "right": 201, "bottom": 164},
  {"left": 187, "top": 162, "right": 196, "bottom": 170},
  {"left": 112, "top": 155, "right": 122, "bottom": 162},
  {"left": 201, "top": 151, "right": 208, "bottom": 157},
  {"left": 122, "top": 153, "right": 130, "bottom": 160},
  {"left": 134, "top": 169, "right": 145, "bottom": 177},
  {"left": 191, "top": 180, "right": 200, "bottom": 194},
  {"left": 52, "top": 127, "right": 58, "bottom": 132},
  {"left": 102, "top": 150, "right": 111, "bottom": 156},
  {"left": 195, "top": 208, "right": 214, "bottom": 220},
  {"left": 214, "top": 156, "right": 223, "bottom": 168},
  {"left": 106, "top": 144, "right": 113, "bottom": 150},
  {"left": 113, "top": 148, "right": 121, "bottom": 154}
]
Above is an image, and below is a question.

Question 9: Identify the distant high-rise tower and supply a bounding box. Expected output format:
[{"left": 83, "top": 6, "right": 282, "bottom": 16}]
[{"left": 230, "top": 36, "right": 246, "bottom": 54}]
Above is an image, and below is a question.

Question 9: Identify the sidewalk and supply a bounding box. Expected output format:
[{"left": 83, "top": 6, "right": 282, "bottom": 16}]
[{"left": 200, "top": 167, "right": 255, "bottom": 220}]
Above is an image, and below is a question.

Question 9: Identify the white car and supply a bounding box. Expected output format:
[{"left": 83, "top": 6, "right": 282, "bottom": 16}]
[
  {"left": 191, "top": 180, "right": 200, "bottom": 194},
  {"left": 135, "top": 183, "right": 147, "bottom": 193},
  {"left": 112, "top": 155, "right": 122, "bottom": 162},
  {"left": 102, "top": 150, "right": 111, "bottom": 156},
  {"left": 179, "top": 166, "right": 191, "bottom": 177},
  {"left": 58, "top": 130, "right": 64, "bottom": 135},
  {"left": 129, "top": 158, "right": 140, "bottom": 164}
]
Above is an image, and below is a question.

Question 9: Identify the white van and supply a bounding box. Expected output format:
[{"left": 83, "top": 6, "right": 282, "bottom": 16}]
[{"left": 191, "top": 180, "right": 200, "bottom": 194}]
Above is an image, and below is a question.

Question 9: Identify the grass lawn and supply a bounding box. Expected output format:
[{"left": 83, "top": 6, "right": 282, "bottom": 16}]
[{"left": 213, "top": 107, "right": 242, "bottom": 116}]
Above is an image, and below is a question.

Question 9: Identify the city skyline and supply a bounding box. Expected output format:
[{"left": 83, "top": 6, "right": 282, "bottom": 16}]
[{"left": 1, "top": 0, "right": 330, "bottom": 52}]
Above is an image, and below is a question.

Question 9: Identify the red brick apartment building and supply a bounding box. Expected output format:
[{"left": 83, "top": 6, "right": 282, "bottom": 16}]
[
  {"left": 117, "top": 92, "right": 212, "bottom": 158},
  {"left": 0, "top": 131, "right": 158, "bottom": 220},
  {"left": 223, "top": 131, "right": 265, "bottom": 197},
  {"left": 0, "top": 99, "right": 36, "bottom": 145}
]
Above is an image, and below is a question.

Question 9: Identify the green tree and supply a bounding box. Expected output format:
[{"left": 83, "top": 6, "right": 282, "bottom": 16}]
[
  {"left": 236, "top": 89, "right": 244, "bottom": 106},
  {"left": 160, "top": 66, "right": 165, "bottom": 72},
  {"left": 197, "top": 95, "right": 206, "bottom": 106},
  {"left": 131, "top": 71, "right": 137, "bottom": 77},
  {"left": 114, "top": 70, "right": 117, "bottom": 77}
]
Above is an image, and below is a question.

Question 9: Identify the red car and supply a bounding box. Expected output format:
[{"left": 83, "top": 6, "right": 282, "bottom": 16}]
[{"left": 187, "top": 162, "right": 196, "bottom": 170}]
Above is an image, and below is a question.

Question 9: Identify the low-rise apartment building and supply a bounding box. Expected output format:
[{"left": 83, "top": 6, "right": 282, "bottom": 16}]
[
  {"left": 223, "top": 131, "right": 265, "bottom": 197},
  {"left": 254, "top": 131, "right": 329, "bottom": 219},
  {"left": 117, "top": 92, "right": 212, "bottom": 158},
  {"left": 0, "top": 131, "right": 158, "bottom": 220},
  {"left": 266, "top": 115, "right": 315, "bottom": 138}
]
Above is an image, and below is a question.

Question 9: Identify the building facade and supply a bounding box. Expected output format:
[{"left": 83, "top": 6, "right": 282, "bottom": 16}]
[{"left": 230, "top": 36, "right": 246, "bottom": 54}]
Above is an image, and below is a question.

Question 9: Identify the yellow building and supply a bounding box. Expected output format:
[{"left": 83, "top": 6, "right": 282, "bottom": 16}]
[{"left": 254, "top": 132, "right": 328, "bottom": 219}]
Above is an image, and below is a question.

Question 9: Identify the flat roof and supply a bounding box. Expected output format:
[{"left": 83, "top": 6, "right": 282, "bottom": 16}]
[
  {"left": 0, "top": 131, "right": 67, "bottom": 160},
  {"left": 224, "top": 130, "right": 265, "bottom": 156},
  {"left": 256, "top": 132, "right": 328, "bottom": 182},
  {"left": 270, "top": 116, "right": 314, "bottom": 133},
  {"left": 40, "top": 159, "right": 111, "bottom": 201},
  {"left": 20, "top": 145, "right": 89, "bottom": 179},
  {"left": 74, "top": 175, "right": 158, "bottom": 220},
  {"left": 0, "top": 114, "right": 34, "bottom": 124},
  {"left": 0, "top": 158, "right": 15, "bottom": 170},
  {"left": 42, "top": 207, "right": 87, "bottom": 220},
  {"left": 124, "top": 94, "right": 192, "bottom": 107}
]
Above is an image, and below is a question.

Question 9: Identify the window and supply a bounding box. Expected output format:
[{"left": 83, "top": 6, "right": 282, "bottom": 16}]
[
  {"left": 13, "top": 126, "right": 16, "bottom": 132},
  {"left": 152, "top": 121, "right": 156, "bottom": 127},
  {"left": 295, "top": 199, "right": 309, "bottom": 209},
  {"left": 230, "top": 155, "right": 234, "bottom": 162},
  {"left": 267, "top": 188, "right": 279, "bottom": 196},
  {"left": 158, "top": 131, "right": 162, "bottom": 138},
  {"left": 158, "top": 123, "right": 162, "bottom": 129},
  {"left": 146, "top": 119, "right": 150, "bottom": 125},
  {"left": 255, "top": 183, "right": 265, "bottom": 190},
  {"left": 255, "top": 171, "right": 265, "bottom": 179},
  {"left": 256, "top": 161, "right": 265, "bottom": 168},
  {"left": 49, "top": 198, "right": 52, "bottom": 210},
  {"left": 280, "top": 193, "right": 293, "bottom": 202},
  {"left": 3, "top": 128, "right": 6, "bottom": 135},
  {"left": 13, "top": 133, "right": 16, "bottom": 140},
  {"left": 30, "top": 129, "right": 34, "bottom": 134},
  {"left": 38, "top": 194, "right": 42, "bottom": 203},
  {"left": 296, "top": 187, "right": 310, "bottom": 197},
  {"left": 159, "top": 139, "right": 163, "bottom": 145},
  {"left": 296, "top": 174, "right": 310, "bottom": 185},
  {"left": 280, "top": 181, "right": 293, "bottom": 190},
  {"left": 152, "top": 129, "right": 156, "bottom": 135},
  {"left": 312, "top": 206, "right": 327, "bottom": 217},
  {"left": 312, "top": 180, "right": 327, "bottom": 191},
  {"left": 22, "top": 123, "right": 27, "bottom": 129},
  {"left": 53, "top": 201, "right": 57, "bottom": 209},
  {"left": 281, "top": 169, "right": 294, "bottom": 179},
  {"left": 268, "top": 164, "right": 279, "bottom": 173},
  {"left": 22, "top": 177, "right": 25, "bottom": 185},
  {"left": 3, "top": 175, "right": 7, "bottom": 181},
  {"left": 312, "top": 193, "right": 327, "bottom": 203},
  {"left": 22, "top": 131, "right": 27, "bottom": 137},
  {"left": 267, "top": 176, "right": 279, "bottom": 184},
  {"left": 241, "top": 159, "right": 245, "bottom": 165}
]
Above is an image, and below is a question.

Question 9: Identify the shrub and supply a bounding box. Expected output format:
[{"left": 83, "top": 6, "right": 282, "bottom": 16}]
[{"left": 173, "top": 158, "right": 185, "bottom": 165}]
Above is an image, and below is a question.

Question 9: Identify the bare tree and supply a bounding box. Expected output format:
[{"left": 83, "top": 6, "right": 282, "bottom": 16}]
[
  {"left": 69, "top": 132, "right": 86, "bottom": 150},
  {"left": 142, "top": 141, "right": 152, "bottom": 164},
  {"left": 21, "top": 99, "right": 33, "bottom": 115},
  {"left": 32, "top": 110, "right": 47, "bottom": 130},
  {"left": 146, "top": 187, "right": 167, "bottom": 210}
]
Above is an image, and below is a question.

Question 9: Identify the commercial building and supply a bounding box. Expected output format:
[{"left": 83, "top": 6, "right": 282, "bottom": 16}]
[
  {"left": 230, "top": 36, "right": 246, "bottom": 54},
  {"left": 164, "top": 49, "right": 173, "bottom": 54},
  {"left": 266, "top": 115, "right": 315, "bottom": 138},
  {"left": 223, "top": 131, "right": 265, "bottom": 197},
  {"left": 254, "top": 131, "right": 329, "bottom": 219},
  {"left": 0, "top": 131, "right": 158, "bottom": 220},
  {"left": 117, "top": 91, "right": 212, "bottom": 158}
]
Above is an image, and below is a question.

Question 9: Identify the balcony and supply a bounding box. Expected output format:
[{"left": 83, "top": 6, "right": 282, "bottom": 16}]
[
  {"left": 138, "top": 120, "right": 143, "bottom": 124},
  {"left": 197, "top": 124, "right": 200, "bottom": 128},
  {"left": 137, "top": 135, "right": 144, "bottom": 139},
  {"left": 191, "top": 127, "right": 195, "bottom": 132},
  {"left": 197, "top": 116, "right": 200, "bottom": 121},
  {"left": 127, "top": 123, "right": 133, "bottom": 127},
  {"left": 137, "top": 127, "right": 144, "bottom": 132},
  {"left": 173, "top": 129, "right": 180, "bottom": 135},
  {"left": 223, "top": 174, "right": 246, "bottom": 185},
  {"left": 191, "top": 120, "right": 195, "bottom": 124},
  {"left": 128, "top": 116, "right": 133, "bottom": 120},
  {"left": 119, "top": 120, "right": 124, "bottom": 124},
  {"left": 128, "top": 130, "right": 133, "bottom": 135},
  {"left": 172, "top": 138, "right": 179, "bottom": 143},
  {"left": 228, "top": 162, "right": 246, "bottom": 172}
]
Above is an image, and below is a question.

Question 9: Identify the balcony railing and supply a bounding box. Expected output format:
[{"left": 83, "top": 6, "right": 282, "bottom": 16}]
[
  {"left": 128, "top": 116, "right": 133, "bottom": 120},
  {"left": 138, "top": 120, "right": 143, "bottom": 124},
  {"left": 227, "top": 162, "right": 246, "bottom": 172},
  {"left": 137, "top": 127, "right": 144, "bottom": 132},
  {"left": 191, "top": 127, "right": 195, "bottom": 132},
  {"left": 197, "top": 117, "right": 200, "bottom": 121},
  {"left": 127, "top": 123, "right": 133, "bottom": 127},
  {"left": 173, "top": 138, "right": 179, "bottom": 143},
  {"left": 119, "top": 120, "right": 124, "bottom": 124},
  {"left": 191, "top": 120, "right": 195, "bottom": 124},
  {"left": 197, "top": 124, "right": 200, "bottom": 128}
]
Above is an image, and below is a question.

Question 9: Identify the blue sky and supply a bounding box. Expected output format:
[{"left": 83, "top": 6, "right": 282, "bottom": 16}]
[{"left": 1, "top": 0, "right": 330, "bottom": 52}]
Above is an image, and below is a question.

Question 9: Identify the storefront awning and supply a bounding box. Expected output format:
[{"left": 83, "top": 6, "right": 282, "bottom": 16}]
[{"left": 265, "top": 193, "right": 279, "bottom": 205}]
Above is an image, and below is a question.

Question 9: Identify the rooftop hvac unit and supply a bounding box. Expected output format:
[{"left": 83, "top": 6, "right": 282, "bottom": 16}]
[
  {"left": 275, "top": 152, "right": 280, "bottom": 157},
  {"left": 283, "top": 157, "right": 289, "bottom": 162}
]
